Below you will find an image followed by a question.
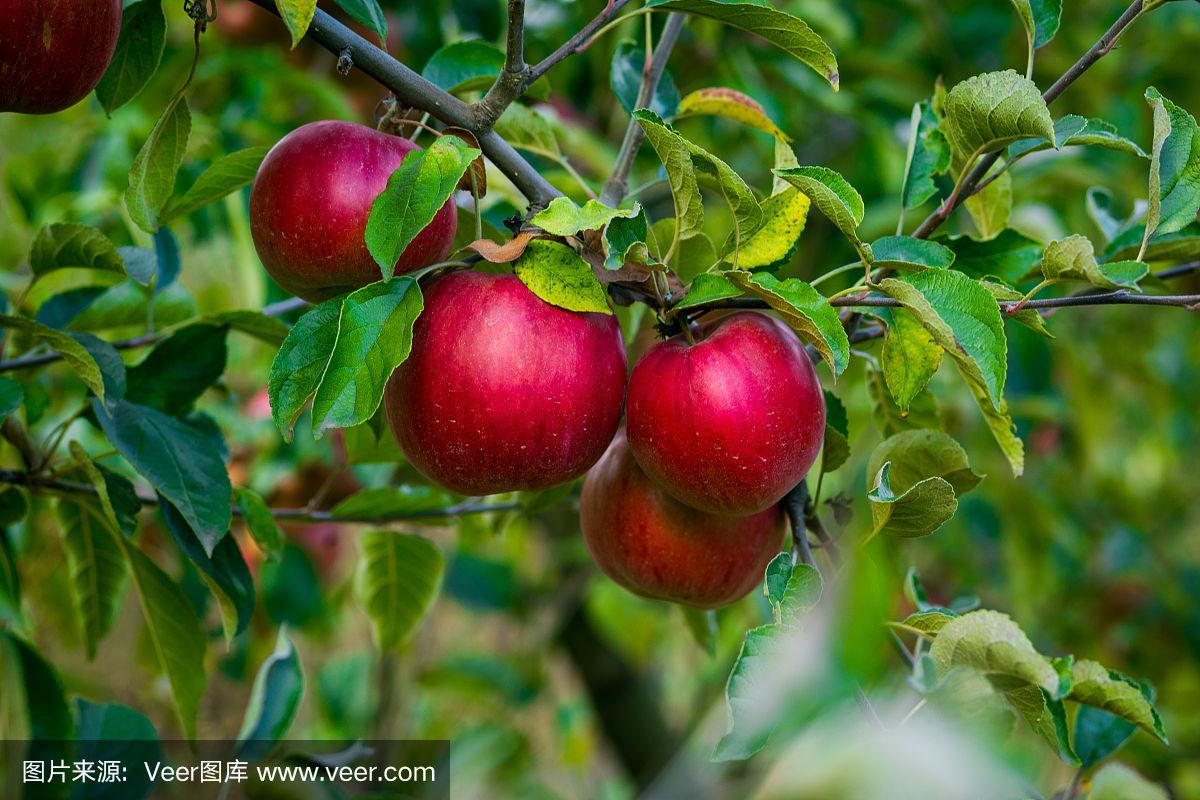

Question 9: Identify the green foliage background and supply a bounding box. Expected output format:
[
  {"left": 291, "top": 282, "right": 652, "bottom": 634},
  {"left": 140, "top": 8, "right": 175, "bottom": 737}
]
[{"left": 1, "top": 0, "right": 1198, "bottom": 797}]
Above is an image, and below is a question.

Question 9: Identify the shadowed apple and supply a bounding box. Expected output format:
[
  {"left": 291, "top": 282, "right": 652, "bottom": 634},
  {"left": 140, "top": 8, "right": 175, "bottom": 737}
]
[
  {"left": 0, "top": 0, "right": 122, "bottom": 114},
  {"left": 249, "top": 120, "right": 457, "bottom": 302},
  {"left": 384, "top": 271, "right": 627, "bottom": 495},
  {"left": 626, "top": 312, "right": 825, "bottom": 515},
  {"left": 581, "top": 429, "right": 787, "bottom": 609}
]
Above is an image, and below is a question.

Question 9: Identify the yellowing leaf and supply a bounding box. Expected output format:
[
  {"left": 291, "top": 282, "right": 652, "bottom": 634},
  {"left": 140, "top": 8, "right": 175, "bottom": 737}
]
[
  {"left": 677, "top": 87, "right": 790, "bottom": 140},
  {"left": 723, "top": 188, "right": 809, "bottom": 268}
]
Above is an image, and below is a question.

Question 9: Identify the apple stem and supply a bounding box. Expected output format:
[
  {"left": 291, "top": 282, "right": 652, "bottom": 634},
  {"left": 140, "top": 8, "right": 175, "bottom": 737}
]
[{"left": 679, "top": 318, "right": 697, "bottom": 346}]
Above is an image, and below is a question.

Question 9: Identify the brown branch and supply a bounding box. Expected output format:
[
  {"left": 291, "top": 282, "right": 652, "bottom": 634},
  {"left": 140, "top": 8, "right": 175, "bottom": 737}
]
[
  {"left": 526, "top": 0, "right": 638, "bottom": 85},
  {"left": 684, "top": 292, "right": 1200, "bottom": 314},
  {"left": 0, "top": 469, "right": 519, "bottom": 525},
  {"left": 475, "top": 0, "right": 531, "bottom": 130}
]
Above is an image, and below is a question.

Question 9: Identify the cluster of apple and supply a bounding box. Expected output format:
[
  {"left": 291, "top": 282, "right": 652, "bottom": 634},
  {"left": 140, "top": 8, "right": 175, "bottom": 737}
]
[{"left": 252, "top": 122, "right": 828, "bottom": 609}]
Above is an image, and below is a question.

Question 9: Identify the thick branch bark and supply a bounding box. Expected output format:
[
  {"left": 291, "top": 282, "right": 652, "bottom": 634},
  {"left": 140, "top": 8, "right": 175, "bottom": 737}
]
[{"left": 475, "top": 0, "right": 531, "bottom": 130}]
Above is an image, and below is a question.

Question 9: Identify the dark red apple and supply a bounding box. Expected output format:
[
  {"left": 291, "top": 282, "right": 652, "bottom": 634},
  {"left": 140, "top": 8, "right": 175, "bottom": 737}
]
[
  {"left": 384, "top": 271, "right": 627, "bottom": 495},
  {"left": 249, "top": 120, "right": 457, "bottom": 302},
  {"left": 626, "top": 312, "right": 825, "bottom": 516},
  {"left": 0, "top": 0, "right": 122, "bottom": 114},
  {"left": 581, "top": 430, "right": 787, "bottom": 609}
]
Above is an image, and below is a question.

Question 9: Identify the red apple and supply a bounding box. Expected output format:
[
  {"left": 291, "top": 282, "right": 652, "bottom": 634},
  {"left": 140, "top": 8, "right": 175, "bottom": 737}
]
[
  {"left": 0, "top": 0, "right": 122, "bottom": 114},
  {"left": 626, "top": 312, "right": 825, "bottom": 515},
  {"left": 581, "top": 429, "right": 787, "bottom": 609},
  {"left": 384, "top": 271, "right": 627, "bottom": 495},
  {"left": 249, "top": 120, "right": 457, "bottom": 302}
]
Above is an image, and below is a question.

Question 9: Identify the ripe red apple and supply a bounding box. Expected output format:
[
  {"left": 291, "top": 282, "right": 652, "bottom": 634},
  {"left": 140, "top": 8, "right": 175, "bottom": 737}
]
[
  {"left": 249, "top": 120, "right": 457, "bottom": 302},
  {"left": 0, "top": 0, "right": 122, "bottom": 114},
  {"left": 384, "top": 271, "right": 627, "bottom": 495},
  {"left": 581, "top": 430, "right": 787, "bottom": 609},
  {"left": 626, "top": 312, "right": 825, "bottom": 516}
]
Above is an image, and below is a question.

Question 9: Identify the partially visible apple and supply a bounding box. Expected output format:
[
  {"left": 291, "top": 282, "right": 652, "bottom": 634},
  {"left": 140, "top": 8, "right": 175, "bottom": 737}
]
[
  {"left": 384, "top": 271, "right": 627, "bottom": 495},
  {"left": 0, "top": 0, "right": 122, "bottom": 114},
  {"left": 580, "top": 430, "right": 787, "bottom": 609},
  {"left": 626, "top": 312, "right": 825, "bottom": 515},
  {"left": 249, "top": 120, "right": 457, "bottom": 302}
]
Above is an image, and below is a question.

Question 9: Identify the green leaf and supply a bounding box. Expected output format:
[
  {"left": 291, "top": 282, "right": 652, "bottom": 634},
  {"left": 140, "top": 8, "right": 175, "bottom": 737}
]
[
  {"left": 726, "top": 271, "right": 850, "bottom": 377},
  {"left": 721, "top": 187, "right": 810, "bottom": 268},
  {"left": 236, "top": 627, "right": 304, "bottom": 761},
  {"left": 125, "top": 324, "right": 228, "bottom": 416},
  {"left": 0, "top": 315, "right": 106, "bottom": 400},
  {"left": 236, "top": 488, "right": 284, "bottom": 562},
  {"left": 983, "top": 280, "right": 1053, "bottom": 337},
  {"left": 633, "top": 110, "right": 705, "bottom": 241},
  {"left": 514, "top": 240, "right": 611, "bottom": 315},
  {"left": 964, "top": 169, "right": 1013, "bottom": 240},
  {"left": 901, "top": 100, "right": 952, "bottom": 210},
  {"left": 161, "top": 499, "right": 255, "bottom": 643},
  {"left": 1105, "top": 221, "right": 1200, "bottom": 262},
  {"left": 677, "top": 87, "right": 789, "bottom": 140},
  {"left": 820, "top": 391, "right": 850, "bottom": 474},
  {"left": 531, "top": 197, "right": 640, "bottom": 237},
  {"left": 331, "top": 485, "right": 455, "bottom": 521},
  {"left": 277, "top": 0, "right": 318, "bottom": 47},
  {"left": 1005, "top": 684, "right": 1078, "bottom": 765},
  {"left": 763, "top": 552, "right": 793, "bottom": 609},
  {"left": 311, "top": 278, "right": 424, "bottom": 436},
  {"left": 773, "top": 165, "right": 869, "bottom": 261},
  {"left": 2, "top": 631, "right": 74, "bottom": 740},
  {"left": 356, "top": 531, "right": 445, "bottom": 650},
  {"left": 681, "top": 606, "right": 718, "bottom": 657},
  {"left": 177, "top": 309, "right": 290, "bottom": 346},
  {"left": 116, "top": 537, "right": 207, "bottom": 741},
  {"left": 1039, "top": 235, "right": 1148, "bottom": 290},
  {"left": 605, "top": 207, "right": 654, "bottom": 271},
  {"left": 268, "top": 299, "right": 342, "bottom": 441},
  {"left": 1030, "top": 0, "right": 1062, "bottom": 47},
  {"left": 687, "top": 141, "right": 762, "bottom": 250},
  {"left": 1069, "top": 660, "right": 1167, "bottom": 743},
  {"left": 712, "top": 624, "right": 787, "bottom": 760},
  {"left": 334, "top": 0, "right": 388, "bottom": 45},
  {"left": 676, "top": 273, "right": 742, "bottom": 310},
  {"left": 92, "top": 399, "right": 232, "bottom": 552},
  {"left": 611, "top": 41, "right": 679, "bottom": 117},
  {"left": 882, "top": 307, "right": 942, "bottom": 412},
  {"left": 494, "top": 103, "right": 562, "bottom": 158},
  {"left": 56, "top": 499, "right": 130, "bottom": 660},
  {"left": 365, "top": 136, "right": 479, "bottom": 280},
  {"left": 1142, "top": 87, "right": 1200, "bottom": 253},
  {"left": 161, "top": 146, "right": 270, "bottom": 222},
  {"left": 30, "top": 223, "right": 125, "bottom": 277},
  {"left": 944, "top": 229, "right": 1043, "bottom": 283},
  {"left": 943, "top": 70, "right": 1054, "bottom": 167},
  {"left": 95, "top": 0, "right": 166, "bottom": 114},
  {"left": 1089, "top": 763, "right": 1170, "bottom": 800},
  {"left": 70, "top": 442, "right": 142, "bottom": 536},
  {"left": 1009, "top": 115, "right": 1147, "bottom": 160},
  {"left": 890, "top": 609, "right": 958, "bottom": 638},
  {"left": 868, "top": 429, "right": 982, "bottom": 498},
  {"left": 870, "top": 236, "right": 955, "bottom": 271},
  {"left": 645, "top": 0, "right": 839, "bottom": 90},
  {"left": 779, "top": 563, "right": 822, "bottom": 623},
  {"left": 423, "top": 41, "right": 550, "bottom": 99},
  {"left": 929, "top": 610, "right": 1065, "bottom": 698},
  {"left": 1075, "top": 706, "right": 1137, "bottom": 768},
  {"left": 0, "top": 377, "right": 23, "bottom": 425},
  {"left": 126, "top": 95, "right": 191, "bottom": 233},
  {"left": 74, "top": 699, "right": 163, "bottom": 800},
  {"left": 867, "top": 462, "right": 957, "bottom": 538}
]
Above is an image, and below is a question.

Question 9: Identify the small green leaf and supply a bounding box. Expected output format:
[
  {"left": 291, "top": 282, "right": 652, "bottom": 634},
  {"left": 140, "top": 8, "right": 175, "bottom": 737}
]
[
  {"left": 773, "top": 165, "right": 869, "bottom": 260},
  {"left": 1009, "top": 115, "right": 1147, "bottom": 160},
  {"left": 675, "top": 273, "right": 742, "bottom": 310},
  {"left": 365, "top": 136, "right": 479, "bottom": 280},
  {"left": 331, "top": 485, "right": 456, "bottom": 521},
  {"left": 688, "top": 142, "right": 762, "bottom": 250},
  {"left": 901, "top": 100, "right": 952, "bottom": 210},
  {"left": 70, "top": 442, "right": 142, "bottom": 536},
  {"left": 161, "top": 146, "right": 270, "bottom": 222},
  {"left": 942, "top": 70, "right": 1054, "bottom": 166},
  {"left": 95, "top": 0, "right": 166, "bottom": 114},
  {"left": 1089, "top": 763, "right": 1170, "bottom": 800},
  {"left": 268, "top": 299, "right": 342, "bottom": 441},
  {"left": 712, "top": 624, "right": 786, "bottom": 761},
  {"left": 0, "top": 377, "right": 22, "bottom": 425},
  {"left": 514, "top": 240, "right": 611, "bottom": 314},
  {"left": 56, "top": 499, "right": 130, "bottom": 660},
  {"left": 645, "top": 0, "right": 839, "bottom": 90},
  {"left": 778, "top": 563, "right": 822, "bottom": 623},
  {"left": 357, "top": 531, "right": 445, "bottom": 650},
  {"left": 277, "top": 0, "right": 318, "bottom": 47},
  {"left": 334, "top": 0, "right": 388, "bottom": 45},
  {"left": 1030, "top": 0, "right": 1063, "bottom": 47},
  {"left": 870, "top": 236, "right": 956, "bottom": 271},
  {"left": 929, "top": 610, "right": 1065, "bottom": 698},
  {"left": 868, "top": 429, "right": 982, "bottom": 498},
  {"left": 531, "top": 197, "right": 640, "bottom": 237},
  {"left": 726, "top": 271, "right": 850, "bottom": 377},
  {"left": 1069, "top": 660, "right": 1167, "bottom": 743},
  {"left": 30, "top": 223, "right": 125, "bottom": 277},
  {"left": 612, "top": 41, "right": 679, "bottom": 117},
  {"left": 0, "top": 315, "right": 106, "bottom": 400},
  {"left": 74, "top": 699, "right": 163, "bottom": 800},
  {"left": 677, "top": 87, "right": 788, "bottom": 140},
  {"left": 634, "top": 110, "right": 705, "bottom": 241},
  {"left": 763, "top": 552, "right": 792, "bottom": 609},
  {"left": 881, "top": 307, "right": 942, "bottom": 412},
  {"left": 1040, "top": 235, "right": 1148, "bottom": 290},
  {"left": 92, "top": 399, "right": 232, "bottom": 551},
  {"left": 494, "top": 103, "right": 562, "bottom": 158},
  {"left": 126, "top": 95, "right": 191, "bottom": 233},
  {"left": 311, "top": 278, "right": 424, "bottom": 436},
  {"left": 983, "top": 280, "right": 1053, "bottom": 338},
  {"left": 1075, "top": 706, "right": 1137, "bottom": 768},
  {"left": 236, "top": 627, "right": 304, "bottom": 761},
  {"left": 423, "top": 41, "right": 550, "bottom": 99},
  {"left": 1142, "top": 87, "right": 1200, "bottom": 254},
  {"left": 943, "top": 229, "right": 1043, "bottom": 283},
  {"left": 721, "top": 188, "right": 810, "bottom": 268},
  {"left": 867, "top": 462, "right": 957, "bottom": 538},
  {"left": 605, "top": 207, "right": 654, "bottom": 271},
  {"left": 820, "top": 391, "right": 850, "bottom": 474},
  {"left": 1005, "top": 684, "right": 1079, "bottom": 765},
  {"left": 236, "top": 488, "right": 284, "bottom": 562}
]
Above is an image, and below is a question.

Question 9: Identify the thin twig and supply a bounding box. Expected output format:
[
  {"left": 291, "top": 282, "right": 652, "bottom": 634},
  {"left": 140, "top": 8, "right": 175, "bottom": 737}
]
[
  {"left": 526, "top": 0, "right": 638, "bottom": 85},
  {"left": 674, "top": 291, "right": 1200, "bottom": 315},
  {"left": 475, "top": 0, "right": 531, "bottom": 129}
]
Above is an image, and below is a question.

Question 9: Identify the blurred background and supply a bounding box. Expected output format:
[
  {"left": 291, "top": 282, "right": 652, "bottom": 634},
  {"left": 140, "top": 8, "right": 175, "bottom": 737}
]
[{"left": 1, "top": 0, "right": 1198, "bottom": 797}]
